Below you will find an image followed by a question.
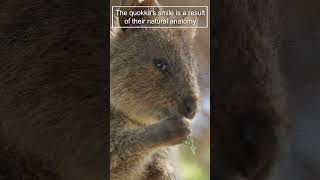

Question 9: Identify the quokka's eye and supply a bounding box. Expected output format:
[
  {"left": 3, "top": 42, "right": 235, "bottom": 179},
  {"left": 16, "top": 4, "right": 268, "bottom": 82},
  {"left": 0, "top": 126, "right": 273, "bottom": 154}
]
[{"left": 153, "top": 58, "right": 169, "bottom": 72}]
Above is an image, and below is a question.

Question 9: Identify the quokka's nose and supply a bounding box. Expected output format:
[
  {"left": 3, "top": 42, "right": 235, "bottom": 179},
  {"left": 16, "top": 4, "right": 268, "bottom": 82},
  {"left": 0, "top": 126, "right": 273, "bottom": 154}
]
[{"left": 181, "top": 96, "right": 198, "bottom": 119}]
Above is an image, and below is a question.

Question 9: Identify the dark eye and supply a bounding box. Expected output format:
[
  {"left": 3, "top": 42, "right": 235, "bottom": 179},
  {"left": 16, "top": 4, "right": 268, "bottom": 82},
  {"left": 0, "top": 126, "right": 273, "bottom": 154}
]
[{"left": 153, "top": 58, "right": 169, "bottom": 72}]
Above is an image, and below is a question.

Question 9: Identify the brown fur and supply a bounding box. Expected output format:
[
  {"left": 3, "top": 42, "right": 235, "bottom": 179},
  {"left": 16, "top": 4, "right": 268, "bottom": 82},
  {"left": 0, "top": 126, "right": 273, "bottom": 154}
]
[
  {"left": 213, "top": 0, "right": 288, "bottom": 180},
  {"left": 0, "top": 0, "right": 107, "bottom": 179},
  {"left": 110, "top": 0, "right": 200, "bottom": 179}
]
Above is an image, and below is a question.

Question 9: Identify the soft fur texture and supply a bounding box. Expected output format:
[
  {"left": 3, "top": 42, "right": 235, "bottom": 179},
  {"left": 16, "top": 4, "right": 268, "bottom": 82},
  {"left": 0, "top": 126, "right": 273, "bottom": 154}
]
[
  {"left": 110, "top": 0, "right": 200, "bottom": 179},
  {"left": 0, "top": 0, "right": 107, "bottom": 179},
  {"left": 213, "top": 0, "right": 288, "bottom": 180}
]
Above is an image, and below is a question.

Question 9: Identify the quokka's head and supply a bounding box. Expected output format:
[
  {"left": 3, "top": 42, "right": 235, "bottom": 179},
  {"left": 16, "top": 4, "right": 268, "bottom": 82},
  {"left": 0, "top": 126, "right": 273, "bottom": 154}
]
[{"left": 110, "top": 0, "right": 200, "bottom": 124}]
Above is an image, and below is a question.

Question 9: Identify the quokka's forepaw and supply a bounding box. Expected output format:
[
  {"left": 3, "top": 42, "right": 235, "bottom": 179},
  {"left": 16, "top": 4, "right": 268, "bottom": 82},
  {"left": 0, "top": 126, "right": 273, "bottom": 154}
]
[{"left": 151, "top": 114, "right": 192, "bottom": 146}]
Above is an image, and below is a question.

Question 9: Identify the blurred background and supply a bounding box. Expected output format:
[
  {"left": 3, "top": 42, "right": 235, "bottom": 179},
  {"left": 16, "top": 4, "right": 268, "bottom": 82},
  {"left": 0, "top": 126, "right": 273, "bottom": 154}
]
[
  {"left": 111, "top": 0, "right": 210, "bottom": 179},
  {"left": 270, "top": 0, "right": 320, "bottom": 179}
]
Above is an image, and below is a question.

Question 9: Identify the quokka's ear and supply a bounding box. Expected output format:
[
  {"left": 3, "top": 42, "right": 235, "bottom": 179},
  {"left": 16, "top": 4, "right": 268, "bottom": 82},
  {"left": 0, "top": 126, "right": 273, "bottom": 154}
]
[{"left": 118, "top": 0, "right": 160, "bottom": 30}]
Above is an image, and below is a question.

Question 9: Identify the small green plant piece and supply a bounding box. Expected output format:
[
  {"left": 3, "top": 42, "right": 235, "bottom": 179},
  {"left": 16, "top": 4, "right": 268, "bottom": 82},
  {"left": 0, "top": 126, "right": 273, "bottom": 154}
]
[{"left": 184, "top": 135, "right": 196, "bottom": 155}]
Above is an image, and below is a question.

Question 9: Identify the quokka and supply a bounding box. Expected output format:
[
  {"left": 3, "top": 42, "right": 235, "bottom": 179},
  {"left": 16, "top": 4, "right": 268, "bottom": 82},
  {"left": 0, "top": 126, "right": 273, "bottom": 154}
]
[
  {"left": 0, "top": 0, "right": 107, "bottom": 179},
  {"left": 213, "top": 0, "right": 288, "bottom": 180},
  {"left": 110, "top": 0, "right": 201, "bottom": 179}
]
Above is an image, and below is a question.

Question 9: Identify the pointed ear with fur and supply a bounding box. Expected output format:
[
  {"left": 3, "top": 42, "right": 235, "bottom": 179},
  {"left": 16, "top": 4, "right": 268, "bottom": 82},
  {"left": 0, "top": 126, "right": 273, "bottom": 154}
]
[{"left": 118, "top": 0, "right": 160, "bottom": 30}]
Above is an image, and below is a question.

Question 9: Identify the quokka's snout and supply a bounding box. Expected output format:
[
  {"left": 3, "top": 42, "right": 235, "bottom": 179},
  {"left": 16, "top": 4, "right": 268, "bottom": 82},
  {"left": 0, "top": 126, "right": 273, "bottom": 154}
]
[{"left": 179, "top": 95, "right": 198, "bottom": 119}]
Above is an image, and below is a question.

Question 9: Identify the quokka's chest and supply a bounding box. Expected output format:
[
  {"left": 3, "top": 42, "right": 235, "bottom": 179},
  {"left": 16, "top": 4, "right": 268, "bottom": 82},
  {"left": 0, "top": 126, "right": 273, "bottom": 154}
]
[{"left": 139, "top": 147, "right": 180, "bottom": 180}]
